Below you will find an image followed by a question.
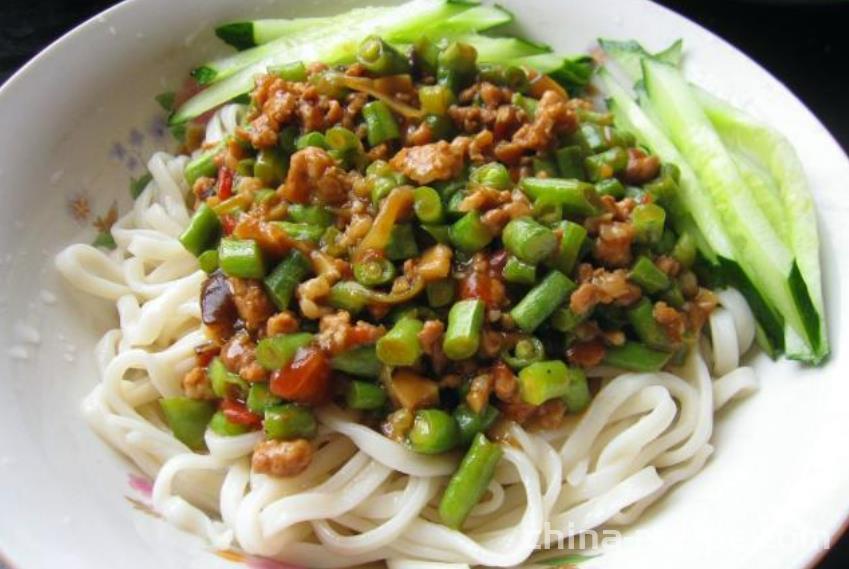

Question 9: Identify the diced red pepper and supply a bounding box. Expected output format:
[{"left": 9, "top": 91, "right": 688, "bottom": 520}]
[
  {"left": 220, "top": 399, "right": 262, "bottom": 428},
  {"left": 217, "top": 166, "right": 234, "bottom": 200},
  {"left": 269, "top": 346, "right": 331, "bottom": 405},
  {"left": 458, "top": 271, "right": 505, "bottom": 309}
]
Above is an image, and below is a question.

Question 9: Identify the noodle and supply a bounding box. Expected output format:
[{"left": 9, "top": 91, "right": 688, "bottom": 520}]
[{"left": 56, "top": 104, "right": 759, "bottom": 568}]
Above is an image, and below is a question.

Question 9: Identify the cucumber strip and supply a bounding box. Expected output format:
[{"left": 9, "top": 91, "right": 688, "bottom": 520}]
[
  {"left": 457, "top": 33, "right": 550, "bottom": 62},
  {"left": 215, "top": 17, "right": 334, "bottom": 50},
  {"left": 417, "top": 4, "right": 513, "bottom": 37},
  {"left": 731, "top": 151, "right": 789, "bottom": 243},
  {"left": 512, "top": 53, "right": 595, "bottom": 88},
  {"left": 641, "top": 58, "right": 814, "bottom": 360},
  {"left": 194, "top": 6, "right": 388, "bottom": 85},
  {"left": 173, "top": 0, "right": 469, "bottom": 123},
  {"left": 598, "top": 38, "right": 682, "bottom": 82},
  {"left": 696, "top": 88, "right": 827, "bottom": 361}
]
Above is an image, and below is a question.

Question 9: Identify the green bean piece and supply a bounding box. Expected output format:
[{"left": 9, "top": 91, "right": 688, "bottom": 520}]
[
  {"left": 671, "top": 232, "right": 697, "bottom": 268},
  {"left": 208, "top": 357, "right": 249, "bottom": 399},
  {"left": 287, "top": 204, "right": 333, "bottom": 227},
  {"left": 424, "top": 114, "right": 456, "bottom": 141},
  {"left": 413, "top": 35, "right": 440, "bottom": 76},
  {"left": 453, "top": 405, "right": 499, "bottom": 447},
  {"left": 501, "top": 336, "right": 546, "bottom": 369},
  {"left": 445, "top": 190, "right": 467, "bottom": 219},
  {"left": 385, "top": 224, "right": 420, "bottom": 261},
  {"left": 218, "top": 238, "right": 266, "bottom": 278},
  {"left": 532, "top": 157, "right": 557, "bottom": 177},
  {"left": 276, "top": 221, "right": 325, "bottom": 243},
  {"left": 376, "top": 317, "right": 424, "bottom": 366},
  {"left": 160, "top": 397, "right": 217, "bottom": 450},
  {"left": 363, "top": 100, "right": 401, "bottom": 146},
  {"left": 413, "top": 186, "right": 444, "bottom": 224},
  {"left": 254, "top": 148, "right": 285, "bottom": 186},
  {"left": 576, "top": 108, "right": 614, "bottom": 126},
  {"left": 419, "top": 85, "right": 456, "bottom": 116},
  {"left": 180, "top": 203, "right": 221, "bottom": 257},
  {"left": 247, "top": 383, "right": 282, "bottom": 414},
  {"left": 510, "top": 270, "right": 576, "bottom": 333},
  {"left": 278, "top": 125, "right": 299, "bottom": 156},
  {"left": 550, "top": 306, "right": 584, "bottom": 333},
  {"left": 264, "top": 250, "right": 311, "bottom": 310},
  {"left": 546, "top": 221, "right": 587, "bottom": 274},
  {"left": 309, "top": 69, "right": 348, "bottom": 100},
  {"left": 268, "top": 60, "right": 308, "bottom": 82},
  {"left": 437, "top": 41, "right": 478, "bottom": 93},
  {"left": 502, "top": 255, "right": 536, "bottom": 285},
  {"left": 264, "top": 404, "right": 317, "bottom": 440},
  {"left": 236, "top": 158, "right": 256, "bottom": 176},
  {"left": 439, "top": 433, "right": 503, "bottom": 529},
  {"left": 325, "top": 125, "right": 364, "bottom": 168},
  {"left": 574, "top": 123, "right": 608, "bottom": 154},
  {"left": 518, "top": 360, "right": 586, "bottom": 406},
  {"left": 627, "top": 298, "right": 674, "bottom": 351},
  {"left": 596, "top": 178, "right": 626, "bottom": 199},
  {"left": 655, "top": 229, "right": 677, "bottom": 255},
  {"left": 328, "top": 281, "right": 370, "bottom": 313},
  {"left": 422, "top": 280, "right": 453, "bottom": 309},
  {"left": 630, "top": 256, "right": 671, "bottom": 294},
  {"left": 449, "top": 212, "right": 494, "bottom": 253},
  {"left": 332, "top": 344, "right": 382, "bottom": 378},
  {"left": 662, "top": 283, "right": 686, "bottom": 308},
  {"left": 209, "top": 411, "right": 252, "bottom": 437},
  {"left": 632, "top": 203, "right": 666, "bottom": 245},
  {"left": 421, "top": 224, "right": 451, "bottom": 245},
  {"left": 603, "top": 341, "right": 672, "bottom": 372},
  {"left": 519, "top": 177, "right": 602, "bottom": 216},
  {"left": 443, "top": 299, "right": 485, "bottom": 360},
  {"left": 511, "top": 92, "right": 538, "bottom": 118},
  {"left": 502, "top": 217, "right": 558, "bottom": 265},
  {"left": 555, "top": 145, "right": 585, "bottom": 180},
  {"left": 408, "top": 409, "right": 460, "bottom": 454},
  {"left": 184, "top": 142, "right": 223, "bottom": 185},
  {"left": 584, "top": 147, "right": 628, "bottom": 182},
  {"left": 603, "top": 125, "right": 636, "bottom": 148},
  {"left": 357, "top": 35, "right": 411, "bottom": 76},
  {"left": 353, "top": 257, "right": 396, "bottom": 287},
  {"left": 470, "top": 162, "right": 511, "bottom": 191},
  {"left": 296, "top": 131, "right": 328, "bottom": 150},
  {"left": 478, "top": 63, "right": 529, "bottom": 92},
  {"left": 346, "top": 380, "right": 387, "bottom": 410},
  {"left": 256, "top": 333, "right": 313, "bottom": 370},
  {"left": 644, "top": 170, "right": 678, "bottom": 206},
  {"left": 197, "top": 249, "right": 219, "bottom": 274}
]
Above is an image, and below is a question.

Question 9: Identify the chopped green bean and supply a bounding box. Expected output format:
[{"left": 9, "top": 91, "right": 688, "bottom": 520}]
[
  {"left": 354, "top": 257, "right": 396, "bottom": 287},
  {"left": 256, "top": 333, "right": 313, "bottom": 370},
  {"left": 555, "top": 145, "right": 585, "bottom": 180},
  {"left": 184, "top": 143, "right": 223, "bottom": 185},
  {"left": 413, "top": 186, "right": 444, "bottom": 224},
  {"left": 546, "top": 220, "right": 587, "bottom": 274},
  {"left": 603, "top": 341, "right": 672, "bottom": 372},
  {"left": 332, "top": 344, "right": 382, "bottom": 378},
  {"left": 426, "top": 279, "right": 456, "bottom": 307},
  {"left": 254, "top": 148, "right": 285, "bottom": 186},
  {"left": 671, "top": 232, "right": 697, "bottom": 268},
  {"left": 518, "top": 360, "right": 585, "bottom": 406},
  {"left": 264, "top": 250, "right": 311, "bottom": 310},
  {"left": 377, "top": 317, "right": 424, "bottom": 366},
  {"left": 520, "top": 177, "right": 602, "bottom": 216},
  {"left": 268, "top": 60, "right": 307, "bottom": 82},
  {"left": 385, "top": 224, "right": 419, "bottom": 260},
  {"left": 357, "top": 35, "right": 411, "bottom": 76},
  {"left": 510, "top": 270, "right": 576, "bottom": 333},
  {"left": 501, "top": 336, "right": 545, "bottom": 369},
  {"left": 449, "top": 212, "right": 494, "bottom": 253},
  {"left": 328, "top": 281, "right": 370, "bottom": 313},
  {"left": 584, "top": 147, "right": 628, "bottom": 182},
  {"left": 363, "top": 100, "right": 401, "bottom": 146},
  {"left": 627, "top": 298, "right": 674, "bottom": 351},
  {"left": 439, "top": 433, "right": 502, "bottom": 529},
  {"left": 296, "top": 131, "right": 328, "bottom": 150},
  {"left": 276, "top": 221, "right": 325, "bottom": 243},
  {"left": 632, "top": 203, "right": 666, "bottom": 245},
  {"left": 419, "top": 85, "right": 455, "bottom": 115},
  {"left": 264, "top": 404, "right": 317, "bottom": 440},
  {"left": 453, "top": 405, "right": 499, "bottom": 447},
  {"left": 160, "top": 397, "right": 216, "bottom": 450},
  {"left": 596, "top": 178, "right": 626, "bottom": 199},
  {"left": 470, "top": 162, "right": 510, "bottom": 190},
  {"left": 630, "top": 256, "right": 670, "bottom": 294},
  {"left": 437, "top": 41, "right": 478, "bottom": 93},
  {"left": 550, "top": 306, "right": 584, "bottom": 333},
  {"left": 287, "top": 204, "right": 333, "bottom": 227},
  {"left": 443, "top": 299, "right": 485, "bottom": 360},
  {"left": 502, "top": 217, "right": 557, "bottom": 265},
  {"left": 502, "top": 255, "right": 536, "bottom": 285},
  {"left": 346, "top": 380, "right": 387, "bottom": 410},
  {"left": 197, "top": 249, "right": 219, "bottom": 274},
  {"left": 180, "top": 203, "right": 221, "bottom": 257},
  {"left": 408, "top": 409, "right": 459, "bottom": 454},
  {"left": 218, "top": 238, "right": 266, "bottom": 278}
]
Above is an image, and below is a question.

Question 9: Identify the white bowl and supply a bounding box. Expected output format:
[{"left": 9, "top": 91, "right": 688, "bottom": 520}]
[{"left": 0, "top": 1, "right": 847, "bottom": 568}]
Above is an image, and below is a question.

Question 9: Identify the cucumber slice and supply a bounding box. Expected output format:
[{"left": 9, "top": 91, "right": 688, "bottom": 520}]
[
  {"left": 695, "top": 88, "right": 827, "bottom": 361},
  {"left": 598, "top": 38, "right": 682, "bottom": 82},
  {"left": 731, "top": 151, "right": 789, "bottom": 243},
  {"left": 641, "top": 58, "right": 814, "bottom": 360},
  {"left": 458, "top": 33, "right": 550, "bottom": 62},
  {"left": 215, "top": 17, "right": 334, "bottom": 50}
]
